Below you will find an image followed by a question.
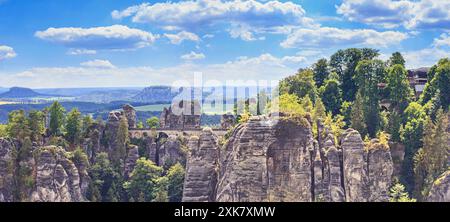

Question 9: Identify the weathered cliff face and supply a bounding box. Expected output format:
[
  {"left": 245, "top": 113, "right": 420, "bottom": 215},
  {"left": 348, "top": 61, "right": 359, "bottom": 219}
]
[
  {"left": 389, "top": 142, "right": 405, "bottom": 178},
  {"left": 30, "top": 146, "right": 85, "bottom": 202},
  {"left": 122, "top": 104, "right": 137, "bottom": 129},
  {"left": 141, "top": 133, "right": 186, "bottom": 168},
  {"left": 158, "top": 136, "right": 187, "bottom": 168},
  {"left": 341, "top": 129, "right": 369, "bottom": 202},
  {"left": 320, "top": 134, "right": 345, "bottom": 202},
  {"left": 427, "top": 170, "right": 450, "bottom": 202},
  {"left": 182, "top": 129, "right": 219, "bottom": 202},
  {"left": 82, "top": 122, "right": 104, "bottom": 163},
  {"left": 366, "top": 140, "right": 394, "bottom": 202},
  {"left": 341, "top": 130, "right": 394, "bottom": 202},
  {"left": 220, "top": 114, "right": 236, "bottom": 129},
  {"left": 216, "top": 115, "right": 314, "bottom": 202},
  {"left": 160, "top": 100, "right": 201, "bottom": 129},
  {"left": 182, "top": 115, "right": 395, "bottom": 202},
  {"left": 0, "top": 138, "right": 16, "bottom": 202},
  {"left": 124, "top": 145, "right": 139, "bottom": 178}
]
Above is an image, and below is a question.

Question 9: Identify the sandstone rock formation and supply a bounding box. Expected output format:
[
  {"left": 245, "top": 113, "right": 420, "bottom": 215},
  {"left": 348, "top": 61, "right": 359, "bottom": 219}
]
[
  {"left": 158, "top": 136, "right": 187, "bottom": 168},
  {"left": 389, "top": 142, "right": 405, "bottom": 178},
  {"left": 220, "top": 114, "right": 236, "bottom": 129},
  {"left": 366, "top": 140, "right": 394, "bottom": 202},
  {"left": 341, "top": 129, "right": 369, "bottom": 202},
  {"left": 216, "top": 115, "right": 314, "bottom": 202},
  {"left": 142, "top": 132, "right": 186, "bottom": 168},
  {"left": 104, "top": 111, "right": 124, "bottom": 156},
  {"left": 341, "top": 131, "right": 394, "bottom": 202},
  {"left": 124, "top": 145, "right": 139, "bottom": 178},
  {"left": 30, "top": 146, "right": 85, "bottom": 202},
  {"left": 427, "top": 170, "right": 450, "bottom": 202},
  {"left": 123, "top": 104, "right": 137, "bottom": 129},
  {"left": 160, "top": 100, "right": 201, "bottom": 129},
  {"left": 182, "top": 114, "right": 395, "bottom": 202},
  {"left": 0, "top": 138, "right": 16, "bottom": 202},
  {"left": 182, "top": 128, "right": 219, "bottom": 202},
  {"left": 321, "top": 134, "right": 345, "bottom": 202}
]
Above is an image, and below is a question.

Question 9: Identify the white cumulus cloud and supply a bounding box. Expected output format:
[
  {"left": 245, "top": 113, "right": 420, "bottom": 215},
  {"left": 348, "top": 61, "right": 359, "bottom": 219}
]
[
  {"left": 402, "top": 48, "right": 450, "bottom": 69},
  {"left": 181, "top": 51, "right": 206, "bottom": 60},
  {"left": 164, "top": 31, "right": 200, "bottom": 44},
  {"left": 433, "top": 32, "right": 450, "bottom": 47},
  {"left": 112, "top": 0, "right": 316, "bottom": 40},
  {"left": 337, "top": 0, "right": 450, "bottom": 30},
  {"left": 80, "top": 59, "right": 116, "bottom": 69},
  {"left": 281, "top": 27, "right": 408, "bottom": 48},
  {"left": 0, "top": 45, "right": 17, "bottom": 61},
  {"left": 67, "top": 49, "right": 97, "bottom": 55},
  {"left": 35, "top": 25, "right": 158, "bottom": 51},
  {"left": 229, "top": 24, "right": 265, "bottom": 41}
]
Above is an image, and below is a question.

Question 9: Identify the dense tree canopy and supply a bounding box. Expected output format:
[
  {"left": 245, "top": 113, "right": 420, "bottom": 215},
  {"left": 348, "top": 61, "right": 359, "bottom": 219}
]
[
  {"left": 146, "top": 117, "right": 160, "bottom": 129},
  {"left": 319, "top": 73, "right": 342, "bottom": 115},
  {"left": 413, "top": 109, "right": 449, "bottom": 199},
  {"left": 279, "top": 69, "right": 318, "bottom": 102},
  {"left": 123, "top": 158, "right": 165, "bottom": 202},
  {"left": 329, "top": 48, "right": 379, "bottom": 101},
  {"left": 166, "top": 163, "right": 185, "bottom": 202}
]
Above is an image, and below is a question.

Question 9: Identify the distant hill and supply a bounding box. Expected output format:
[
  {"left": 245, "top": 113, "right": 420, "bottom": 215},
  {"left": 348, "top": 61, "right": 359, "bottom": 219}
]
[
  {"left": 132, "top": 85, "right": 273, "bottom": 103},
  {"left": 75, "top": 89, "right": 141, "bottom": 103},
  {"left": 34, "top": 87, "right": 144, "bottom": 97},
  {"left": 132, "top": 86, "right": 182, "bottom": 103},
  {"left": 0, "top": 87, "right": 8, "bottom": 94},
  {"left": 0, "top": 87, "right": 45, "bottom": 98}
]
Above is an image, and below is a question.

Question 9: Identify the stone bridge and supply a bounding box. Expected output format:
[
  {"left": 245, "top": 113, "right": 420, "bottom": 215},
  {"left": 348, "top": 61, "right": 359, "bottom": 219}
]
[{"left": 129, "top": 128, "right": 228, "bottom": 139}]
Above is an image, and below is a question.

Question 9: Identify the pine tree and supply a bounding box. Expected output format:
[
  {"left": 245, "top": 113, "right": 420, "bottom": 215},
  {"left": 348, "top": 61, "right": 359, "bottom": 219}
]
[
  {"left": 65, "top": 109, "right": 82, "bottom": 145},
  {"left": 413, "top": 109, "right": 449, "bottom": 199},
  {"left": 28, "top": 110, "right": 45, "bottom": 143},
  {"left": 389, "top": 183, "right": 416, "bottom": 202},
  {"left": 313, "top": 58, "right": 330, "bottom": 87},
  {"left": 355, "top": 60, "right": 384, "bottom": 137},
  {"left": 49, "top": 101, "right": 66, "bottom": 136},
  {"left": 350, "top": 92, "right": 366, "bottom": 136},
  {"left": 387, "top": 64, "right": 413, "bottom": 111},
  {"left": 112, "top": 117, "right": 129, "bottom": 165},
  {"left": 388, "top": 52, "right": 406, "bottom": 67}
]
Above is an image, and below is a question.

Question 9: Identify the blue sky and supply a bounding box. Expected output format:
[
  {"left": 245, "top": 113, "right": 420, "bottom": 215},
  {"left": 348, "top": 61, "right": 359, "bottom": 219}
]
[{"left": 0, "top": 0, "right": 449, "bottom": 88}]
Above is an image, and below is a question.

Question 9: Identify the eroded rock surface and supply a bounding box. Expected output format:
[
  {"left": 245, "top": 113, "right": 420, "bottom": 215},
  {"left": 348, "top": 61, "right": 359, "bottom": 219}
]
[
  {"left": 0, "top": 138, "right": 16, "bottom": 202},
  {"left": 182, "top": 115, "right": 395, "bottom": 202},
  {"left": 158, "top": 136, "right": 187, "bottom": 168},
  {"left": 427, "top": 170, "right": 450, "bottom": 202},
  {"left": 124, "top": 145, "right": 139, "bottom": 178},
  {"left": 341, "top": 129, "right": 369, "bottom": 202},
  {"left": 30, "top": 146, "right": 85, "bottom": 202},
  {"left": 123, "top": 104, "right": 137, "bottom": 129},
  {"left": 366, "top": 140, "right": 394, "bottom": 202},
  {"left": 216, "top": 115, "right": 314, "bottom": 202},
  {"left": 182, "top": 129, "right": 219, "bottom": 202}
]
